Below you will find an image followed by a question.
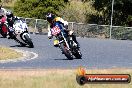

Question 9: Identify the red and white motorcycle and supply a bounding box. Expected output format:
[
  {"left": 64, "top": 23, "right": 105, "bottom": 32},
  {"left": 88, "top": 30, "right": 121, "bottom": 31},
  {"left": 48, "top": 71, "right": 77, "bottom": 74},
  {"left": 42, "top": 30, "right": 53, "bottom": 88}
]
[{"left": 0, "top": 16, "right": 8, "bottom": 38}]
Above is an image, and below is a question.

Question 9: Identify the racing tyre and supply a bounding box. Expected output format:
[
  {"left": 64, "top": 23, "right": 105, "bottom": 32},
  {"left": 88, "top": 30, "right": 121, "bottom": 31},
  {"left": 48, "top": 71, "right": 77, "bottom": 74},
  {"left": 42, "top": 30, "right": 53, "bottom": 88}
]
[
  {"left": 24, "top": 34, "right": 34, "bottom": 48},
  {"left": 73, "top": 49, "right": 82, "bottom": 59},
  {"left": 60, "top": 43, "right": 73, "bottom": 60}
]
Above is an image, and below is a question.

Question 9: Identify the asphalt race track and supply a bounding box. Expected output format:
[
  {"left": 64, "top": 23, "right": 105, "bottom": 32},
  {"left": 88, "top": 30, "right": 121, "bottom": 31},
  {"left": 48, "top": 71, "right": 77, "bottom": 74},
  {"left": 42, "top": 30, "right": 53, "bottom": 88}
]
[{"left": 0, "top": 34, "right": 132, "bottom": 69}]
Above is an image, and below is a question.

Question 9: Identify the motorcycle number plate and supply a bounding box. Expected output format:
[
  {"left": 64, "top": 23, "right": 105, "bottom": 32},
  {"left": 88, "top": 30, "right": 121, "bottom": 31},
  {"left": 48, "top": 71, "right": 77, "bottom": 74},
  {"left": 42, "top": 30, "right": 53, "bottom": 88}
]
[{"left": 51, "top": 26, "right": 61, "bottom": 36}]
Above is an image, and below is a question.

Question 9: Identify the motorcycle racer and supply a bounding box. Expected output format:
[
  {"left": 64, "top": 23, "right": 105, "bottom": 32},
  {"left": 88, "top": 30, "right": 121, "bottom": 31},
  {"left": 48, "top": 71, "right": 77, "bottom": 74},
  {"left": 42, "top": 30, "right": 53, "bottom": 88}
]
[
  {"left": 46, "top": 13, "right": 80, "bottom": 48},
  {"left": 6, "top": 11, "right": 18, "bottom": 39}
]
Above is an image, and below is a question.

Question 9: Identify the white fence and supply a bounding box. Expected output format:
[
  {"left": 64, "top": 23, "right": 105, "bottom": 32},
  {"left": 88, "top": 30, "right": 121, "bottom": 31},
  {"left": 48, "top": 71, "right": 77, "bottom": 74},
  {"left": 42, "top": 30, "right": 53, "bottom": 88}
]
[{"left": 19, "top": 17, "right": 132, "bottom": 40}]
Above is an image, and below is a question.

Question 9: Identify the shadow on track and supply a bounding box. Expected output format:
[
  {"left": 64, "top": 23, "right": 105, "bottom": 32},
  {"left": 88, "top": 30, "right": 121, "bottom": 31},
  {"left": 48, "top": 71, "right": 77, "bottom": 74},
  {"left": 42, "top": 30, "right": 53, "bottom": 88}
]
[
  {"left": 54, "top": 58, "right": 82, "bottom": 60},
  {"left": 10, "top": 45, "right": 26, "bottom": 47},
  {"left": 10, "top": 44, "right": 34, "bottom": 48},
  {"left": 54, "top": 58, "right": 72, "bottom": 60}
]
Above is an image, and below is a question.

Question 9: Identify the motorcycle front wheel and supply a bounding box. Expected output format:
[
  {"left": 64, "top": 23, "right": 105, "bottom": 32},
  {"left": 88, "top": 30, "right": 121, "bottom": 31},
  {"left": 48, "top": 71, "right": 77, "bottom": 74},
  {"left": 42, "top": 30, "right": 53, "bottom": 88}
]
[
  {"left": 60, "top": 43, "right": 73, "bottom": 60},
  {"left": 24, "top": 34, "right": 34, "bottom": 48}
]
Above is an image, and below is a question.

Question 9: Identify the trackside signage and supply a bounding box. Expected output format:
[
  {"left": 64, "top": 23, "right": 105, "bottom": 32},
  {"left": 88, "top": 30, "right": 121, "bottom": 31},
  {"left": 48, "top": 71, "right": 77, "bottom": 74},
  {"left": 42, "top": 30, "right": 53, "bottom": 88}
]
[{"left": 76, "top": 67, "right": 131, "bottom": 85}]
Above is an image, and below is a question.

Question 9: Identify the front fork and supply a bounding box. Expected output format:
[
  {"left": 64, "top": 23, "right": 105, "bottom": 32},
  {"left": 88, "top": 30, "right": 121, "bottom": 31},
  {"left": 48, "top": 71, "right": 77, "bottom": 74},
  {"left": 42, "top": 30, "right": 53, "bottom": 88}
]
[{"left": 61, "top": 32, "right": 70, "bottom": 50}]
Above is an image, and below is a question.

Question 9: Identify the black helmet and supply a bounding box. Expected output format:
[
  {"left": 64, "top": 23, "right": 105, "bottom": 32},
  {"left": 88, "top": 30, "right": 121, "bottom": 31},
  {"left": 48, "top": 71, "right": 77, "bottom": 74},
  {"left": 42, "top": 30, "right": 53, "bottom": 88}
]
[
  {"left": 6, "top": 11, "right": 13, "bottom": 18},
  {"left": 46, "top": 13, "right": 55, "bottom": 23}
]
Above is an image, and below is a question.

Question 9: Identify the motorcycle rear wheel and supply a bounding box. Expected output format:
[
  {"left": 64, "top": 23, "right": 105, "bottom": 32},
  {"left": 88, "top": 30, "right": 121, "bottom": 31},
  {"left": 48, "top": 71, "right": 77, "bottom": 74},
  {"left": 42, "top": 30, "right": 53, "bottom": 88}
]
[{"left": 73, "top": 48, "right": 82, "bottom": 59}]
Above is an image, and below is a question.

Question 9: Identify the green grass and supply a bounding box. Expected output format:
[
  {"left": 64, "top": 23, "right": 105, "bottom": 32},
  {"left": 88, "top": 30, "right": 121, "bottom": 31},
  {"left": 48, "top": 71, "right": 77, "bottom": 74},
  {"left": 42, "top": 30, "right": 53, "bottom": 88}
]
[
  {"left": 0, "top": 69, "right": 131, "bottom": 88},
  {"left": 0, "top": 46, "right": 22, "bottom": 60}
]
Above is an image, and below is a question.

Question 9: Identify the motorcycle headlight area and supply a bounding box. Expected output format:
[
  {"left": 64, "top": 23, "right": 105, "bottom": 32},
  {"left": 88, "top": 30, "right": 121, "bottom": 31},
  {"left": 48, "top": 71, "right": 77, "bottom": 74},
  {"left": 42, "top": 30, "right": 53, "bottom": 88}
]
[{"left": 15, "top": 29, "right": 23, "bottom": 34}]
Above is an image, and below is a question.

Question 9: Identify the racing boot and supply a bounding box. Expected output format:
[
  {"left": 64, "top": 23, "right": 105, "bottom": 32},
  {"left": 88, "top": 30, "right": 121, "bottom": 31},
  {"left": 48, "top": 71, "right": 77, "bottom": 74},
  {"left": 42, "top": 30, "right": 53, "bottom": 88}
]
[{"left": 72, "top": 34, "right": 80, "bottom": 48}]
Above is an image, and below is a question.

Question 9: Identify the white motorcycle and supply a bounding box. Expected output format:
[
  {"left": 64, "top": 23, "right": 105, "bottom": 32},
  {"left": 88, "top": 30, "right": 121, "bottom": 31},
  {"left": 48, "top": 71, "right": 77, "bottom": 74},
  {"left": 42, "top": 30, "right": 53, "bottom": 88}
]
[{"left": 12, "top": 19, "right": 34, "bottom": 48}]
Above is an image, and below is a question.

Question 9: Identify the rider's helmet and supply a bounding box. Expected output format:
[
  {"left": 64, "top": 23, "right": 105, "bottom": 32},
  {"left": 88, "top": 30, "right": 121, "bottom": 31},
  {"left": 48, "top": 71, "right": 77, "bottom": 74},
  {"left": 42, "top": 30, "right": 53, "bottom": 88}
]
[
  {"left": 6, "top": 11, "right": 14, "bottom": 18},
  {"left": 46, "top": 13, "right": 56, "bottom": 23}
]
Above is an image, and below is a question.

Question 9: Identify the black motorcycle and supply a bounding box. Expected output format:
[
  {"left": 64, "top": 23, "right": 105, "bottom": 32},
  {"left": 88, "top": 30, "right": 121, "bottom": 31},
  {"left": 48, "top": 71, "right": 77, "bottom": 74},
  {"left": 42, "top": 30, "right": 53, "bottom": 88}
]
[{"left": 51, "top": 22, "right": 82, "bottom": 60}]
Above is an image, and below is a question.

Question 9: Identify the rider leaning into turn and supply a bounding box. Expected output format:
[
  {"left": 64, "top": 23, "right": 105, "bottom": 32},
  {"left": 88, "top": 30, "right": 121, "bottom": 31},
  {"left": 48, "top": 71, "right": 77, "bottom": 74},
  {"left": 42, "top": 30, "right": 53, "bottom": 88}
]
[
  {"left": 6, "top": 11, "right": 18, "bottom": 39},
  {"left": 46, "top": 13, "right": 80, "bottom": 48}
]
